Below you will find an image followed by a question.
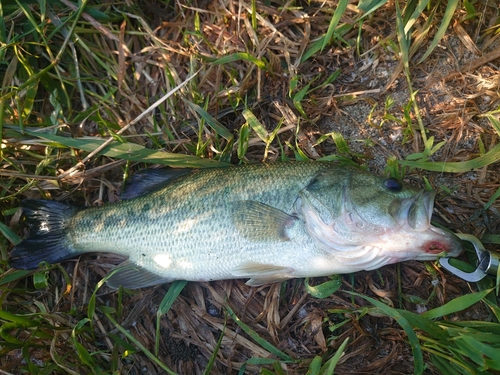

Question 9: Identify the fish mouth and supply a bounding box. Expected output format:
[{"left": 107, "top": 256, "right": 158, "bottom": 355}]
[
  {"left": 390, "top": 190, "right": 464, "bottom": 259},
  {"left": 410, "top": 190, "right": 435, "bottom": 230},
  {"left": 408, "top": 191, "right": 464, "bottom": 257},
  {"left": 384, "top": 225, "right": 464, "bottom": 264},
  {"left": 391, "top": 190, "right": 435, "bottom": 231},
  {"left": 421, "top": 226, "right": 463, "bottom": 257}
]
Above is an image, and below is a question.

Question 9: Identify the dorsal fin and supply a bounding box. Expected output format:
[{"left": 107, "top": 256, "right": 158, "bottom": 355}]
[{"left": 121, "top": 168, "right": 192, "bottom": 200}]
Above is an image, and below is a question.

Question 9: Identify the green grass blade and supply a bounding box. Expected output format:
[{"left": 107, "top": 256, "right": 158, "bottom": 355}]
[
  {"left": 422, "top": 289, "right": 493, "bottom": 319},
  {"left": 0, "top": 220, "right": 21, "bottom": 245},
  {"left": 32, "top": 269, "right": 49, "bottom": 289},
  {"left": 0, "top": 310, "right": 36, "bottom": 325},
  {"left": 104, "top": 311, "right": 177, "bottom": 375},
  {"left": 237, "top": 122, "right": 250, "bottom": 160},
  {"left": 305, "top": 356, "right": 323, "bottom": 375},
  {"left": 301, "top": 24, "right": 352, "bottom": 62},
  {"left": 394, "top": 0, "right": 410, "bottom": 80},
  {"left": 484, "top": 187, "right": 500, "bottom": 210},
  {"left": 23, "top": 131, "right": 230, "bottom": 168},
  {"left": 483, "top": 299, "right": 500, "bottom": 325},
  {"left": 0, "top": 97, "right": 4, "bottom": 150},
  {"left": 0, "top": 270, "right": 32, "bottom": 285},
  {"left": 186, "top": 101, "right": 233, "bottom": 141},
  {"left": 321, "top": 0, "right": 349, "bottom": 51},
  {"left": 347, "top": 291, "right": 424, "bottom": 374},
  {"left": 246, "top": 358, "right": 280, "bottom": 365},
  {"left": 430, "top": 355, "right": 457, "bottom": 375},
  {"left": 399, "top": 143, "right": 500, "bottom": 172},
  {"left": 225, "top": 304, "right": 294, "bottom": 362},
  {"left": 242, "top": 108, "right": 282, "bottom": 160},
  {"left": 428, "top": 349, "right": 477, "bottom": 375},
  {"left": 396, "top": 310, "right": 444, "bottom": 338},
  {"left": 18, "top": 80, "right": 39, "bottom": 124},
  {"left": 418, "top": 0, "right": 459, "bottom": 63},
  {"left": 457, "top": 335, "right": 500, "bottom": 370},
  {"left": 202, "top": 320, "right": 226, "bottom": 375},
  {"left": 404, "top": 0, "right": 431, "bottom": 34},
  {"left": 87, "top": 274, "right": 111, "bottom": 324},
  {"left": 209, "top": 52, "right": 266, "bottom": 69},
  {"left": 330, "top": 131, "right": 350, "bottom": 154},
  {"left": 71, "top": 327, "right": 97, "bottom": 368},
  {"left": 251, "top": 0, "right": 257, "bottom": 29},
  {"left": 304, "top": 275, "right": 342, "bottom": 299},
  {"left": 0, "top": 3, "right": 5, "bottom": 60},
  {"left": 357, "top": 0, "right": 389, "bottom": 17},
  {"left": 293, "top": 82, "right": 312, "bottom": 118},
  {"left": 319, "top": 337, "right": 349, "bottom": 375},
  {"left": 0, "top": 52, "right": 19, "bottom": 144},
  {"left": 486, "top": 114, "right": 500, "bottom": 137},
  {"left": 155, "top": 280, "right": 187, "bottom": 356},
  {"left": 452, "top": 336, "right": 487, "bottom": 369},
  {"left": 243, "top": 108, "right": 268, "bottom": 143}
]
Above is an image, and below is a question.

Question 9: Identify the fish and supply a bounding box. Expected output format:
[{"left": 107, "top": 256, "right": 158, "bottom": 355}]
[{"left": 9, "top": 162, "right": 463, "bottom": 289}]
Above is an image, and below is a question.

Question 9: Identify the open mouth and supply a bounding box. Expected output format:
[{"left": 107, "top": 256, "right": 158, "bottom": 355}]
[
  {"left": 390, "top": 190, "right": 436, "bottom": 231},
  {"left": 407, "top": 190, "right": 436, "bottom": 230},
  {"left": 425, "top": 226, "right": 464, "bottom": 257}
]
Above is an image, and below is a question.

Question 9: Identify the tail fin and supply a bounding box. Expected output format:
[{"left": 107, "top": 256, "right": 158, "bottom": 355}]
[{"left": 10, "top": 200, "right": 78, "bottom": 269}]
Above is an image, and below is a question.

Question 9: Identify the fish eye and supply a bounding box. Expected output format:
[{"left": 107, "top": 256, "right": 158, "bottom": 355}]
[{"left": 384, "top": 178, "right": 402, "bottom": 192}]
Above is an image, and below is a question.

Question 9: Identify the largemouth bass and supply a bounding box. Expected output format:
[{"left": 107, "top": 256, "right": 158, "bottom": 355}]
[{"left": 10, "top": 162, "right": 463, "bottom": 289}]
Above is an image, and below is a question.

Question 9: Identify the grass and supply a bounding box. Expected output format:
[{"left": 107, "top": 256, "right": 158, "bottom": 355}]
[{"left": 1, "top": 0, "right": 500, "bottom": 374}]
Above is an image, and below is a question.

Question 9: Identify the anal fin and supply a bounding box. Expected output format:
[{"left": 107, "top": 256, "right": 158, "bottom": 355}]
[
  {"left": 231, "top": 262, "right": 294, "bottom": 286},
  {"left": 106, "top": 261, "right": 172, "bottom": 289}
]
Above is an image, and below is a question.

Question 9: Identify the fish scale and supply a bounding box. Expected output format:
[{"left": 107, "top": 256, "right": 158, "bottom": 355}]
[{"left": 9, "top": 162, "right": 463, "bottom": 289}]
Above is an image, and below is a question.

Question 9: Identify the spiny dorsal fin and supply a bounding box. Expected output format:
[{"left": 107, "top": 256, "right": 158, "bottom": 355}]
[
  {"left": 121, "top": 168, "right": 192, "bottom": 200},
  {"left": 232, "top": 201, "right": 298, "bottom": 242},
  {"left": 106, "top": 261, "right": 172, "bottom": 289}
]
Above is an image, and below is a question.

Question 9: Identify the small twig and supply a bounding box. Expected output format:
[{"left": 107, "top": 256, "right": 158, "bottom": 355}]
[
  {"left": 461, "top": 47, "right": 500, "bottom": 73},
  {"left": 59, "top": 0, "right": 119, "bottom": 41},
  {"left": 57, "top": 70, "right": 200, "bottom": 181},
  {"left": 333, "top": 88, "right": 381, "bottom": 98}
]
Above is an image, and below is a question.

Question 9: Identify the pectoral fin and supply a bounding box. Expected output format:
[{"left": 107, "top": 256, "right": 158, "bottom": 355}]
[
  {"left": 106, "top": 261, "right": 172, "bottom": 289},
  {"left": 232, "top": 201, "right": 298, "bottom": 242},
  {"left": 231, "top": 262, "right": 294, "bottom": 286}
]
